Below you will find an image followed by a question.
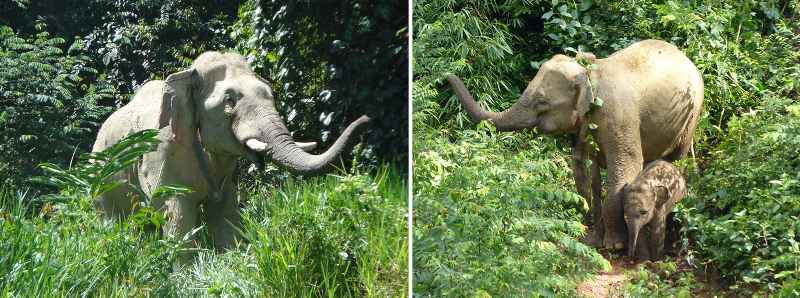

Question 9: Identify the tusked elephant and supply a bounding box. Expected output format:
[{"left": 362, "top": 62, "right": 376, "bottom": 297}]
[
  {"left": 92, "top": 51, "right": 370, "bottom": 250},
  {"left": 447, "top": 39, "right": 703, "bottom": 251},
  {"left": 622, "top": 160, "right": 686, "bottom": 261}
]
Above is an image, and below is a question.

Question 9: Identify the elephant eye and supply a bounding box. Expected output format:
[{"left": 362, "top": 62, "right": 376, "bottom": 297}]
[
  {"left": 224, "top": 90, "right": 239, "bottom": 105},
  {"left": 638, "top": 209, "right": 648, "bottom": 215}
]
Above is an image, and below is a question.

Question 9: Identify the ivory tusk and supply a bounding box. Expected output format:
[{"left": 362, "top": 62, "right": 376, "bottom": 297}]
[
  {"left": 245, "top": 139, "right": 269, "bottom": 152},
  {"left": 295, "top": 141, "right": 317, "bottom": 152}
]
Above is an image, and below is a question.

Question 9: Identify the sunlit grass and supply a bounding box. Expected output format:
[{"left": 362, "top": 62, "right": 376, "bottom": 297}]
[{"left": 0, "top": 165, "right": 407, "bottom": 297}]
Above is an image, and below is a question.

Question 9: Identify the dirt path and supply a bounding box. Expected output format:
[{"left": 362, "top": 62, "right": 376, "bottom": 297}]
[{"left": 577, "top": 257, "right": 633, "bottom": 298}]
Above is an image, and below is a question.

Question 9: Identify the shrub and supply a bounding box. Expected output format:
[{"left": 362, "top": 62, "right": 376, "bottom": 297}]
[
  {"left": 680, "top": 97, "right": 800, "bottom": 293},
  {"left": 0, "top": 23, "right": 112, "bottom": 186},
  {"left": 413, "top": 125, "right": 609, "bottom": 296}
]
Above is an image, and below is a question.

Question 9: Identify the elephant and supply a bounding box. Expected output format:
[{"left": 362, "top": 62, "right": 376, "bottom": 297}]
[
  {"left": 92, "top": 51, "right": 370, "bottom": 250},
  {"left": 622, "top": 160, "right": 686, "bottom": 261},
  {"left": 447, "top": 39, "right": 703, "bottom": 251}
]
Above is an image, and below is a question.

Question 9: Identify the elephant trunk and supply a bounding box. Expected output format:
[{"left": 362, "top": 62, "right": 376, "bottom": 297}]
[
  {"left": 627, "top": 221, "right": 641, "bottom": 257},
  {"left": 247, "top": 115, "right": 370, "bottom": 174},
  {"left": 446, "top": 75, "right": 534, "bottom": 132}
]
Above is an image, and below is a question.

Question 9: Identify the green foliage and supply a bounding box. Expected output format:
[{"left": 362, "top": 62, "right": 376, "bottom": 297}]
[
  {"left": 413, "top": 0, "right": 543, "bottom": 130},
  {"left": 80, "top": 0, "right": 240, "bottom": 97},
  {"left": 229, "top": 166, "right": 407, "bottom": 297},
  {"left": 680, "top": 97, "right": 800, "bottom": 293},
  {"left": 1, "top": 161, "right": 406, "bottom": 297},
  {"left": 33, "top": 129, "right": 160, "bottom": 201},
  {"left": 619, "top": 262, "right": 703, "bottom": 297},
  {"left": 0, "top": 23, "right": 112, "bottom": 186},
  {"left": 415, "top": 0, "right": 800, "bottom": 295},
  {"left": 413, "top": 126, "right": 608, "bottom": 296},
  {"left": 231, "top": 0, "right": 409, "bottom": 166},
  {"left": 0, "top": 187, "right": 187, "bottom": 297},
  {"left": 0, "top": 130, "right": 193, "bottom": 297},
  {"left": 1, "top": 2, "right": 407, "bottom": 296}
]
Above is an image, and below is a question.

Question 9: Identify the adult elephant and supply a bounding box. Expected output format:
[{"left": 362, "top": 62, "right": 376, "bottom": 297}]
[
  {"left": 447, "top": 39, "right": 703, "bottom": 250},
  {"left": 92, "top": 51, "right": 370, "bottom": 250}
]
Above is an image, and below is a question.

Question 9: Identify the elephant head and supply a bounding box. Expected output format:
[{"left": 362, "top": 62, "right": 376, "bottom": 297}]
[
  {"left": 621, "top": 182, "right": 668, "bottom": 257},
  {"left": 447, "top": 54, "right": 594, "bottom": 134},
  {"left": 159, "top": 51, "right": 369, "bottom": 175}
]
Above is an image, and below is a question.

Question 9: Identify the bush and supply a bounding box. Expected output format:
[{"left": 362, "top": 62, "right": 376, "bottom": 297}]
[
  {"left": 413, "top": 125, "right": 609, "bottom": 296},
  {"left": 0, "top": 23, "right": 112, "bottom": 186},
  {"left": 680, "top": 97, "right": 800, "bottom": 293}
]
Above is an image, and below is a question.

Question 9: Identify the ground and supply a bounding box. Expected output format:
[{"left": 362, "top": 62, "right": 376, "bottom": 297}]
[{"left": 577, "top": 255, "right": 633, "bottom": 298}]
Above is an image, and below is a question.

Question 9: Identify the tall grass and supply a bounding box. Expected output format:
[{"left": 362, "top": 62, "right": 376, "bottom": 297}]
[{"left": 0, "top": 163, "right": 407, "bottom": 297}]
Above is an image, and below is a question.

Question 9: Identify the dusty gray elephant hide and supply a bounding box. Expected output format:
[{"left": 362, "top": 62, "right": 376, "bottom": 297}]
[
  {"left": 447, "top": 39, "right": 703, "bottom": 251},
  {"left": 622, "top": 160, "right": 686, "bottom": 261},
  {"left": 92, "top": 51, "right": 370, "bottom": 250}
]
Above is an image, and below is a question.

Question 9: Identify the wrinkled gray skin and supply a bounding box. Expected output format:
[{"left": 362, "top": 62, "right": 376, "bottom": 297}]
[
  {"left": 92, "top": 51, "right": 370, "bottom": 250},
  {"left": 448, "top": 40, "right": 703, "bottom": 251},
  {"left": 622, "top": 160, "right": 686, "bottom": 261}
]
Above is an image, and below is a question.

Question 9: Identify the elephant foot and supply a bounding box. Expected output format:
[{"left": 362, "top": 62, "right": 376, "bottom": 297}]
[{"left": 603, "top": 231, "right": 626, "bottom": 251}]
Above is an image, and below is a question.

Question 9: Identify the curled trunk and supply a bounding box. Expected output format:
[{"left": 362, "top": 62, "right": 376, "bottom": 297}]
[
  {"left": 248, "top": 115, "right": 370, "bottom": 174},
  {"left": 446, "top": 75, "right": 532, "bottom": 131}
]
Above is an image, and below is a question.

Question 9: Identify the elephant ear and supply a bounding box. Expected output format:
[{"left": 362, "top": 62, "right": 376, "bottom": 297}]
[
  {"left": 159, "top": 68, "right": 198, "bottom": 144},
  {"left": 654, "top": 184, "right": 672, "bottom": 207},
  {"left": 157, "top": 68, "right": 222, "bottom": 201}
]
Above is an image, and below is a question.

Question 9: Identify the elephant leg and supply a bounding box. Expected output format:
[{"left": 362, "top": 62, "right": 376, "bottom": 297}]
[
  {"left": 571, "top": 148, "right": 592, "bottom": 221},
  {"left": 601, "top": 131, "right": 644, "bottom": 250},
  {"left": 589, "top": 155, "right": 604, "bottom": 246},
  {"left": 649, "top": 213, "right": 667, "bottom": 260},
  {"left": 206, "top": 176, "right": 242, "bottom": 251},
  {"left": 162, "top": 196, "right": 200, "bottom": 263}
]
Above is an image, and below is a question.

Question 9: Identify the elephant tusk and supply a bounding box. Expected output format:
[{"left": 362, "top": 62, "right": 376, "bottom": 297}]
[
  {"left": 246, "top": 139, "right": 316, "bottom": 153},
  {"left": 245, "top": 139, "right": 269, "bottom": 152},
  {"left": 295, "top": 141, "right": 317, "bottom": 152}
]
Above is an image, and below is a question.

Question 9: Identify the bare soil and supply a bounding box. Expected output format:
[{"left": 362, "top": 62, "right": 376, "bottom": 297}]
[{"left": 577, "top": 256, "right": 635, "bottom": 298}]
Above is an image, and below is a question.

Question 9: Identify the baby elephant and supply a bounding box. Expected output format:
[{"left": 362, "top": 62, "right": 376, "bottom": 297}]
[{"left": 622, "top": 160, "right": 686, "bottom": 261}]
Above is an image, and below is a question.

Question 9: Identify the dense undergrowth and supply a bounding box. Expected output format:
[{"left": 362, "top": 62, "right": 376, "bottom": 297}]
[
  {"left": 0, "top": 133, "right": 407, "bottom": 297},
  {"left": 413, "top": 125, "right": 609, "bottom": 296},
  {"left": 678, "top": 97, "right": 800, "bottom": 295},
  {"left": 414, "top": 0, "right": 800, "bottom": 296}
]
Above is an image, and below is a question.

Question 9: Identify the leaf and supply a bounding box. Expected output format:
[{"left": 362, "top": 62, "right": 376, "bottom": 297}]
[
  {"left": 579, "top": 0, "right": 593, "bottom": 11},
  {"left": 593, "top": 97, "right": 604, "bottom": 107},
  {"left": 102, "top": 52, "right": 112, "bottom": 66},
  {"left": 542, "top": 11, "right": 554, "bottom": 20},
  {"left": 588, "top": 123, "right": 598, "bottom": 130}
]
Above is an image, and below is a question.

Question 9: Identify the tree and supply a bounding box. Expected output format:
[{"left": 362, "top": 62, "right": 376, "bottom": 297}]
[{"left": 0, "top": 23, "right": 112, "bottom": 185}]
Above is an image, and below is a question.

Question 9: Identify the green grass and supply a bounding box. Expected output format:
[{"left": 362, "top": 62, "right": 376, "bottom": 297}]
[{"left": 0, "top": 165, "right": 407, "bottom": 297}]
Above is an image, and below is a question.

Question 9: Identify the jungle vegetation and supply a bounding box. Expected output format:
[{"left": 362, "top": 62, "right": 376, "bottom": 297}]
[
  {"left": 413, "top": 0, "right": 800, "bottom": 296},
  {"left": 0, "top": 0, "right": 408, "bottom": 296}
]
